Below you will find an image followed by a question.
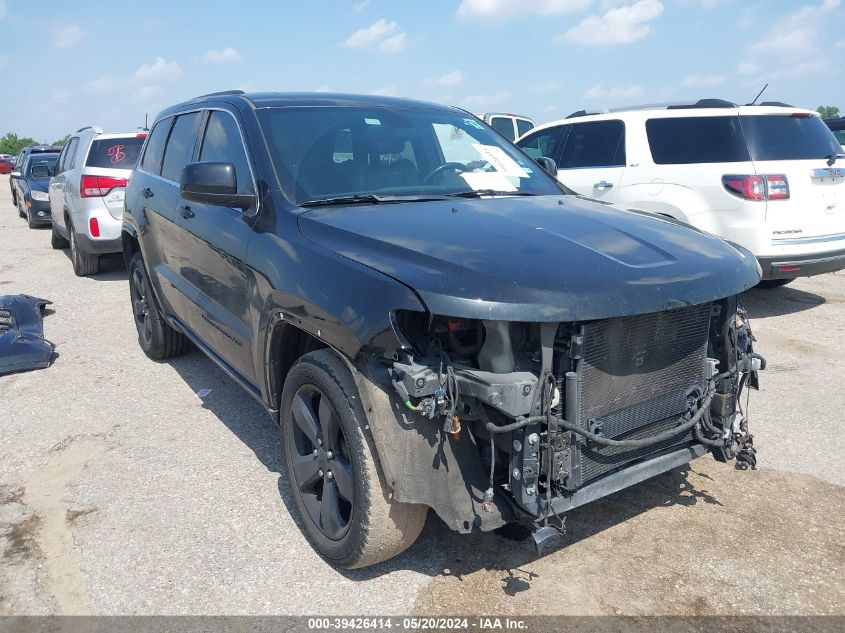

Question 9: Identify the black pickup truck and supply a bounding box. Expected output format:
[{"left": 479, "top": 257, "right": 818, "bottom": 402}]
[{"left": 122, "top": 91, "right": 763, "bottom": 568}]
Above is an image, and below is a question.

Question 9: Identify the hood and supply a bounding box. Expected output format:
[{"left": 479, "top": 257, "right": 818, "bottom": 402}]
[{"left": 298, "top": 195, "right": 760, "bottom": 322}]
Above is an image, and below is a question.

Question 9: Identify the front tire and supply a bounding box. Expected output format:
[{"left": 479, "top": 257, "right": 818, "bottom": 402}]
[
  {"left": 68, "top": 220, "right": 100, "bottom": 276},
  {"left": 128, "top": 251, "right": 190, "bottom": 360},
  {"left": 280, "top": 350, "right": 427, "bottom": 568}
]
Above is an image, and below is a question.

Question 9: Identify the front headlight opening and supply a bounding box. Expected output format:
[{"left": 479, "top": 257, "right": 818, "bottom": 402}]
[{"left": 30, "top": 190, "right": 49, "bottom": 201}]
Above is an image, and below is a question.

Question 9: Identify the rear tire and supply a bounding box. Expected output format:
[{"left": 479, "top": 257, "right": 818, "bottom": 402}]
[
  {"left": 128, "top": 251, "right": 190, "bottom": 360},
  {"left": 69, "top": 220, "right": 100, "bottom": 276},
  {"left": 51, "top": 223, "right": 69, "bottom": 249},
  {"left": 280, "top": 349, "right": 427, "bottom": 568},
  {"left": 757, "top": 278, "right": 793, "bottom": 289}
]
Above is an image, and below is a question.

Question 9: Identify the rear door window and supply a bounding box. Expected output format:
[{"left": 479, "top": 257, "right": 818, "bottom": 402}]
[
  {"left": 516, "top": 119, "right": 534, "bottom": 139},
  {"left": 740, "top": 115, "right": 842, "bottom": 161},
  {"left": 86, "top": 137, "right": 146, "bottom": 169},
  {"left": 490, "top": 117, "right": 515, "bottom": 141},
  {"left": 198, "top": 111, "right": 253, "bottom": 192},
  {"left": 646, "top": 116, "right": 750, "bottom": 164},
  {"left": 59, "top": 138, "right": 79, "bottom": 173},
  {"left": 140, "top": 118, "right": 171, "bottom": 175},
  {"left": 161, "top": 112, "right": 202, "bottom": 182},
  {"left": 559, "top": 120, "right": 625, "bottom": 168},
  {"left": 517, "top": 125, "right": 567, "bottom": 162}
]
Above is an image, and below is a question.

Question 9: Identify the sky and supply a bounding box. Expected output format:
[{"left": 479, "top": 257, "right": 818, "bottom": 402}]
[{"left": 0, "top": 0, "right": 843, "bottom": 142}]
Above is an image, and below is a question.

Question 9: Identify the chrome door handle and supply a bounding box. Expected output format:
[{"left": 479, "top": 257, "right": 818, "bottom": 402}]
[
  {"left": 142, "top": 188, "right": 154, "bottom": 199},
  {"left": 179, "top": 205, "right": 195, "bottom": 219},
  {"left": 594, "top": 181, "right": 614, "bottom": 190}
]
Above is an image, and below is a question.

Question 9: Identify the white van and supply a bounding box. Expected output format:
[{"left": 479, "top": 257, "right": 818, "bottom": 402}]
[{"left": 517, "top": 100, "right": 845, "bottom": 286}]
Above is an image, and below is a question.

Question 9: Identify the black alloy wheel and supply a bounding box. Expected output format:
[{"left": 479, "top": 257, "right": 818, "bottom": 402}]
[
  {"left": 287, "top": 384, "right": 355, "bottom": 540},
  {"left": 130, "top": 265, "right": 153, "bottom": 349}
]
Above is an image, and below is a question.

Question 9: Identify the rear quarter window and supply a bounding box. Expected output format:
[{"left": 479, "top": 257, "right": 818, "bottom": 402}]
[
  {"left": 140, "top": 118, "right": 172, "bottom": 175},
  {"left": 87, "top": 137, "right": 145, "bottom": 169},
  {"left": 740, "top": 115, "right": 842, "bottom": 161},
  {"left": 490, "top": 117, "right": 515, "bottom": 141},
  {"left": 646, "top": 116, "right": 750, "bottom": 164}
]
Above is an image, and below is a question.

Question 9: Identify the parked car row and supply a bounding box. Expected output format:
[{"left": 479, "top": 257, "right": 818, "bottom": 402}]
[
  {"left": 8, "top": 90, "right": 839, "bottom": 570},
  {"left": 516, "top": 99, "right": 845, "bottom": 287}
]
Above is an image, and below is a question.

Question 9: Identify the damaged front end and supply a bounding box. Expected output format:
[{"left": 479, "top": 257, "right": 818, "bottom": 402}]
[{"left": 361, "top": 298, "right": 764, "bottom": 548}]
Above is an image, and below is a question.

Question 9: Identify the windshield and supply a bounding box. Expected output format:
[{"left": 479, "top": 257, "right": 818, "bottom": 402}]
[
  {"left": 27, "top": 155, "right": 58, "bottom": 177},
  {"left": 257, "top": 106, "right": 561, "bottom": 205},
  {"left": 740, "top": 115, "right": 842, "bottom": 161}
]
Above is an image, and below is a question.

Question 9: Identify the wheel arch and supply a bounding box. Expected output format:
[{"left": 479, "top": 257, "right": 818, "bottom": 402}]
[{"left": 264, "top": 317, "right": 329, "bottom": 417}]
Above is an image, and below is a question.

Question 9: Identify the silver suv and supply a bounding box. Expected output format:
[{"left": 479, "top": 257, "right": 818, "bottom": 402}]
[{"left": 49, "top": 126, "right": 147, "bottom": 276}]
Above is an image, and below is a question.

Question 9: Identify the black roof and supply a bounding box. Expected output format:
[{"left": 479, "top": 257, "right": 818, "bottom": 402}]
[{"left": 158, "top": 91, "right": 459, "bottom": 118}]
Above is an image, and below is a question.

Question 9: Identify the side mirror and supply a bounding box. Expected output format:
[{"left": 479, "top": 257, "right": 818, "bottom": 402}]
[
  {"left": 31, "top": 165, "right": 50, "bottom": 178},
  {"left": 536, "top": 157, "right": 558, "bottom": 177},
  {"left": 180, "top": 162, "right": 254, "bottom": 210},
  {"left": 9, "top": 171, "right": 21, "bottom": 179}
]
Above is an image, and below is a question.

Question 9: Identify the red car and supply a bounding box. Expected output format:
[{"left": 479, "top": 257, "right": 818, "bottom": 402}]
[{"left": 0, "top": 159, "right": 15, "bottom": 174}]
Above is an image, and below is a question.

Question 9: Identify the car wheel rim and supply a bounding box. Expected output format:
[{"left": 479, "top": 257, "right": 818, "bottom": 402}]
[
  {"left": 130, "top": 268, "right": 153, "bottom": 345},
  {"left": 288, "top": 384, "right": 354, "bottom": 541}
]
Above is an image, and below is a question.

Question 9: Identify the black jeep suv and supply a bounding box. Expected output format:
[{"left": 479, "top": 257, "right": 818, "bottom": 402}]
[{"left": 123, "top": 91, "right": 764, "bottom": 568}]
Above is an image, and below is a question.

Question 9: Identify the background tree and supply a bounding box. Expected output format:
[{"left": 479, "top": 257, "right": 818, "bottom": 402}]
[
  {"left": 0, "top": 132, "right": 38, "bottom": 155},
  {"left": 817, "top": 106, "right": 840, "bottom": 119},
  {"left": 52, "top": 133, "right": 71, "bottom": 147}
]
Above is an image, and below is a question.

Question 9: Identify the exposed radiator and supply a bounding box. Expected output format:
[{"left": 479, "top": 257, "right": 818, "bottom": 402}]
[{"left": 572, "top": 302, "right": 712, "bottom": 486}]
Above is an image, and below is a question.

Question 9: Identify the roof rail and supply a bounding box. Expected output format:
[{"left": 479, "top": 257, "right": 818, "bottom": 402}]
[
  {"left": 666, "top": 98, "right": 736, "bottom": 110},
  {"left": 757, "top": 101, "right": 795, "bottom": 108},
  {"left": 192, "top": 89, "right": 246, "bottom": 100},
  {"left": 75, "top": 125, "right": 104, "bottom": 133},
  {"left": 566, "top": 109, "right": 607, "bottom": 119}
]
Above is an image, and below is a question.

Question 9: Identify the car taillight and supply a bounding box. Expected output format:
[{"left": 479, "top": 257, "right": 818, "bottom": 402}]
[
  {"left": 89, "top": 217, "right": 100, "bottom": 237},
  {"left": 722, "top": 174, "right": 789, "bottom": 201},
  {"left": 80, "top": 174, "right": 128, "bottom": 197}
]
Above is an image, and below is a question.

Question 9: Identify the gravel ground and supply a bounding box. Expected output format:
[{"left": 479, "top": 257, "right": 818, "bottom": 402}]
[{"left": 0, "top": 174, "right": 843, "bottom": 617}]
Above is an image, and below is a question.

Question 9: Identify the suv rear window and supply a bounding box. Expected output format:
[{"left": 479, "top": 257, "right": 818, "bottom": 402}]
[
  {"left": 490, "top": 117, "right": 515, "bottom": 141},
  {"left": 740, "top": 115, "right": 842, "bottom": 161},
  {"left": 86, "top": 137, "right": 145, "bottom": 169},
  {"left": 646, "top": 116, "right": 750, "bottom": 164}
]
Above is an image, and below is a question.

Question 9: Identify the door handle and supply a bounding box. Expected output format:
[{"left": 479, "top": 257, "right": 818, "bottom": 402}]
[
  {"left": 594, "top": 181, "right": 614, "bottom": 191},
  {"left": 179, "top": 204, "right": 195, "bottom": 219},
  {"left": 142, "top": 188, "right": 154, "bottom": 199}
]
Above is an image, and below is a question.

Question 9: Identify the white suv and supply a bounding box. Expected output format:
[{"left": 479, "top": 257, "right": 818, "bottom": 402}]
[
  {"left": 48, "top": 126, "right": 147, "bottom": 276},
  {"left": 517, "top": 100, "right": 845, "bottom": 286}
]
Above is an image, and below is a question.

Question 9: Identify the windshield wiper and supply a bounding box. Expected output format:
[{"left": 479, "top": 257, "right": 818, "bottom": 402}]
[
  {"left": 446, "top": 190, "right": 538, "bottom": 198},
  {"left": 826, "top": 153, "right": 845, "bottom": 166},
  {"left": 300, "top": 194, "right": 450, "bottom": 207}
]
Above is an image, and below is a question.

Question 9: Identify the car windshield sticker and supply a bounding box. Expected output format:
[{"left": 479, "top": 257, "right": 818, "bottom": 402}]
[
  {"left": 107, "top": 144, "right": 127, "bottom": 164},
  {"left": 463, "top": 118, "right": 484, "bottom": 130},
  {"left": 364, "top": 118, "right": 382, "bottom": 126},
  {"left": 460, "top": 171, "right": 517, "bottom": 192},
  {"left": 471, "top": 144, "right": 530, "bottom": 177}
]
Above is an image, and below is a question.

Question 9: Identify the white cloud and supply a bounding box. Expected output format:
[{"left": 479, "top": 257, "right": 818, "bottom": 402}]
[
  {"left": 531, "top": 80, "right": 560, "bottom": 93},
  {"left": 681, "top": 73, "right": 725, "bottom": 87},
  {"left": 352, "top": 0, "right": 371, "bottom": 10},
  {"left": 343, "top": 19, "right": 407, "bottom": 52},
  {"left": 52, "top": 91, "right": 70, "bottom": 102},
  {"left": 583, "top": 83, "right": 644, "bottom": 100},
  {"left": 86, "top": 56, "right": 182, "bottom": 108},
  {"left": 424, "top": 70, "right": 465, "bottom": 86},
  {"left": 370, "top": 85, "right": 397, "bottom": 96},
  {"left": 558, "top": 0, "right": 664, "bottom": 46},
  {"left": 205, "top": 47, "right": 242, "bottom": 63},
  {"left": 314, "top": 85, "right": 332, "bottom": 92},
  {"left": 736, "top": 60, "right": 758, "bottom": 75},
  {"left": 379, "top": 32, "right": 407, "bottom": 52},
  {"left": 134, "top": 56, "right": 183, "bottom": 83},
  {"left": 457, "top": 0, "right": 591, "bottom": 20},
  {"left": 53, "top": 25, "right": 87, "bottom": 48},
  {"left": 742, "top": 0, "right": 840, "bottom": 84},
  {"left": 0, "top": 1, "right": 6, "bottom": 19},
  {"left": 463, "top": 91, "right": 512, "bottom": 108}
]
